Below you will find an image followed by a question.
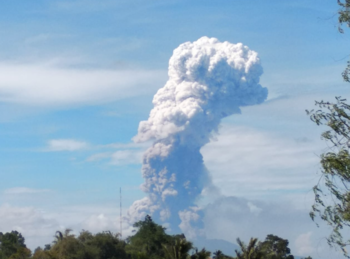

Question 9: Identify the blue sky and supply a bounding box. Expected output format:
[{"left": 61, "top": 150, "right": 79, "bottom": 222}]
[{"left": 0, "top": 1, "right": 349, "bottom": 258}]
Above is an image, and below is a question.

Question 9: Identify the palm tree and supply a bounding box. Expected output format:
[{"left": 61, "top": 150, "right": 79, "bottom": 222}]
[
  {"left": 190, "top": 248, "right": 211, "bottom": 259},
  {"left": 52, "top": 229, "right": 73, "bottom": 245},
  {"left": 52, "top": 232, "right": 63, "bottom": 245},
  {"left": 163, "top": 237, "right": 193, "bottom": 259},
  {"left": 235, "top": 238, "right": 264, "bottom": 259},
  {"left": 213, "top": 250, "right": 224, "bottom": 259},
  {"left": 50, "top": 229, "right": 77, "bottom": 259}
]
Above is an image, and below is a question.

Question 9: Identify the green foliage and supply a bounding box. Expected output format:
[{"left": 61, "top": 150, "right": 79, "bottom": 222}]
[
  {"left": 306, "top": 1, "right": 350, "bottom": 257},
  {"left": 49, "top": 229, "right": 94, "bottom": 259},
  {"left": 32, "top": 247, "right": 51, "bottom": 259},
  {"left": 343, "top": 60, "right": 350, "bottom": 83},
  {"left": 213, "top": 250, "right": 232, "bottom": 259},
  {"left": 0, "top": 225, "right": 310, "bottom": 259},
  {"left": 81, "top": 230, "right": 128, "bottom": 259},
  {"left": 127, "top": 215, "right": 173, "bottom": 259},
  {"left": 8, "top": 248, "right": 31, "bottom": 259},
  {"left": 163, "top": 236, "right": 193, "bottom": 259},
  {"left": 338, "top": 0, "right": 350, "bottom": 33},
  {"left": 39, "top": 229, "right": 129, "bottom": 259},
  {"left": 28, "top": 216, "right": 191, "bottom": 259},
  {"left": 234, "top": 238, "right": 263, "bottom": 259},
  {"left": 233, "top": 235, "right": 304, "bottom": 259},
  {"left": 338, "top": 0, "right": 350, "bottom": 82},
  {"left": 259, "top": 235, "right": 294, "bottom": 259},
  {"left": 0, "top": 231, "right": 28, "bottom": 259},
  {"left": 190, "top": 248, "right": 211, "bottom": 259},
  {"left": 213, "top": 250, "right": 224, "bottom": 259},
  {"left": 307, "top": 97, "right": 350, "bottom": 256}
]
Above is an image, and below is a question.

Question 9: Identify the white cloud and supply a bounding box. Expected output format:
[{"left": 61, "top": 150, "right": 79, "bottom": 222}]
[
  {"left": 80, "top": 213, "right": 135, "bottom": 239},
  {"left": 86, "top": 152, "right": 111, "bottom": 162},
  {"left": 0, "top": 202, "right": 138, "bottom": 251},
  {"left": 0, "top": 204, "right": 59, "bottom": 249},
  {"left": 81, "top": 213, "right": 116, "bottom": 232},
  {"left": 106, "top": 142, "right": 151, "bottom": 149},
  {"left": 56, "top": 204, "right": 136, "bottom": 241},
  {"left": 203, "top": 196, "right": 342, "bottom": 259},
  {"left": 86, "top": 142, "right": 148, "bottom": 165},
  {"left": 0, "top": 62, "right": 166, "bottom": 107},
  {"left": 202, "top": 125, "right": 321, "bottom": 200},
  {"left": 47, "top": 139, "right": 89, "bottom": 151},
  {"left": 295, "top": 232, "right": 314, "bottom": 256},
  {"left": 110, "top": 150, "right": 143, "bottom": 165},
  {"left": 4, "top": 187, "right": 50, "bottom": 195},
  {"left": 1, "top": 197, "right": 337, "bottom": 258}
]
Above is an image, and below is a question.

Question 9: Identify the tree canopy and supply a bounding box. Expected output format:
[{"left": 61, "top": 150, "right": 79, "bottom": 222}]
[
  {"left": 0, "top": 231, "right": 29, "bottom": 259},
  {"left": 0, "top": 216, "right": 312, "bottom": 259}
]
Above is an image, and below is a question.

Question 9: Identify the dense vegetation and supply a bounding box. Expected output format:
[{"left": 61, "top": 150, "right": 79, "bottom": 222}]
[{"left": 0, "top": 215, "right": 312, "bottom": 259}]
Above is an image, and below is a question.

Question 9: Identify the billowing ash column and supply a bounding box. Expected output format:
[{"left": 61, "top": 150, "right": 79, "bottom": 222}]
[{"left": 128, "top": 36, "right": 268, "bottom": 235}]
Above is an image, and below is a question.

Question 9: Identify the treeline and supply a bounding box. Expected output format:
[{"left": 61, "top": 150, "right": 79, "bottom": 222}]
[{"left": 0, "top": 215, "right": 312, "bottom": 259}]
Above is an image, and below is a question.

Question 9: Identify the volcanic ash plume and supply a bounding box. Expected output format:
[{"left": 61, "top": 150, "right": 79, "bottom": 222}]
[{"left": 129, "top": 36, "right": 268, "bottom": 234}]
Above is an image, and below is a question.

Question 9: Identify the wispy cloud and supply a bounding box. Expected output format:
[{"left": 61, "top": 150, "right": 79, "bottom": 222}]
[
  {"left": 110, "top": 150, "right": 143, "bottom": 165},
  {"left": 0, "top": 61, "right": 166, "bottom": 107},
  {"left": 4, "top": 187, "right": 51, "bottom": 195},
  {"left": 105, "top": 142, "right": 150, "bottom": 149},
  {"left": 86, "top": 142, "right": 146, "bottom": 165},
  {"left": 47, "top": 139, "right": 89, "bottom": 151},
  {"left": 86, "top": 152, "right": 111, "bottom": 162}
]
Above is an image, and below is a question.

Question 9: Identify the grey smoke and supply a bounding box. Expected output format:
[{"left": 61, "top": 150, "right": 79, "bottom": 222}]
[{"left": 128, "top": 36, "right": 268, "bottom": 235}]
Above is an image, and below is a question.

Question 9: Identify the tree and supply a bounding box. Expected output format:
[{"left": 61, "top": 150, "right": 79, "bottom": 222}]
[
  {"left": 52, "top": 229, "right": 74, "bottom": 245},
  {"left": 163, "top": 236, "right": 193, "bottom": 259},
  {"left": 212, "top": 250, "right": 232, "bottom": 259},
  {"left": 338, "top": 0, "right": 350, "bottom": 32},
  {"left": 127, "top": 215, "right": 173, "bottom": 259},
  {"left": 32, "top": 247, "right": 51, "bottom": 259},
  {"left": 338, "top": 0, "right": 350, "bottom": 82},
  {"left": 48, "top": 229, "right": 95, "bottom": 259},
  {"left": 213, "top": 250, "right": 224, "bottom": 259},
  {"left": 83, "top": 231, "right": 128, "bottom": 259},
  {"left": 259, "top": 235, "right": 293, "bottom": 259},
  {"left": 308, "top": 98, "right": 350, "bottom": 255},
  {"left": 233, "top": 235, "right": 299, "bottom": 259},
  {"left": 307, "top": 0, "right": 350, "bottom": 257},
  {"left": 234, "top": 238, "right": 264, "bottom": 259},
  {"left": 190, "top": 248, "right": 211, "bottom": 259},
  {"left": 8, "top": 248, "right": 31, "bottom": 259},
  {"left": 0, "top": 231, "right": 28, "bottom": 259},
  {"left": 39, "top": 229, "right": 129, "bottom": 259},
  {"left": 77, "top": 230, "right": 94, "bottom": 244}
]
